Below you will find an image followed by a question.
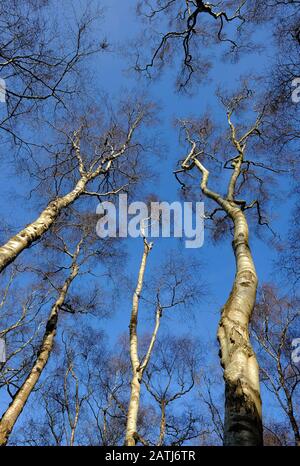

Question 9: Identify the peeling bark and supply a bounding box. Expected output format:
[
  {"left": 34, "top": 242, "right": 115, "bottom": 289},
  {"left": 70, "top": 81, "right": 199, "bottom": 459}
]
[
  {"left": 180, "top": 104, "right": 264, "bottom": 445},
  {"left": 217, "top": 209, "right": 262, "bottom": 446}
]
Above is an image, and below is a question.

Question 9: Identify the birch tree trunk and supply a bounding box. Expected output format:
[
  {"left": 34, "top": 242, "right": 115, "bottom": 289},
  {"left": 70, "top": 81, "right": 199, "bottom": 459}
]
[
  {"left": 157, "top": 399, "right": 166, "bottom": 446},
  {"left": 125, "top": 240, "right": 151, "bottom": 446},
  {"left": 0, "top": 252, "right": 80, "bottom": 446},
  {"left": 125, "top": 238, "right": 162, "bottom": 446},
  {"left": 0, "top": 111, "right": 143, "bottom": 275},
  {"left": 0, "top": 176, "right": 87, "bottom": 274},
  {"left": 180, "top": 104, "right": 264, "bottom": 445},
  {"left": 217, "top": 209, "right": 262, "bottom": 446}
]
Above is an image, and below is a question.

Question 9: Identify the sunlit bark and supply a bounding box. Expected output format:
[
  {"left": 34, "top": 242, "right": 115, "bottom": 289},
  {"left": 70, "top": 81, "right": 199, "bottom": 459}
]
[
  {"left": 179, "top": 99, "right": 264, "bottom": 445},
  {"left": 125, "top": 238, "right": 162, "bottom": 446},
  {"left": 0, "top": 112, "right": 143, "bottom": 275}
]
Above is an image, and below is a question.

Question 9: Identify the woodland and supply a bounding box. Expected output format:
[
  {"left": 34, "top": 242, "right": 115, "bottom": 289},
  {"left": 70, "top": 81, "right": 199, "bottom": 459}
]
[{"left": 0, "top": 0, "right": 299, "bottom": 447}]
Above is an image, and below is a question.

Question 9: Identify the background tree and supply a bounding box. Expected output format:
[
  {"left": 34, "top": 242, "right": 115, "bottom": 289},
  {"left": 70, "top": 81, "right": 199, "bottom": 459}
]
[
  {"left": 252, "top": 284, "right": 300, "bottom": 446},
  {"left": 134, "top": 0, "right": 249, "bottom": 90},
  {"left": 0, "top": 0, "right": 105, "bottom": 140},
  {"left": 143, "top": 335, "right": 206, "bottom": 446},
  {"left": 125, "top": 235, "right": 202, "bottom": 446},
  {"left": 0, "top": 210, "right": 117, "bottom": 445}
]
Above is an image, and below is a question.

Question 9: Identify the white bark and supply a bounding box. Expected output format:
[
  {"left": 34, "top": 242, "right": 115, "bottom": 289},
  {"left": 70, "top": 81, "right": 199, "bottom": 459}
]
[
  {"left": 0, "top": 252, "right": 80, "bottom": 446},
  {"left": 125, "top": 240, "right": 151, "bottom": 446},
  {"left": 0, "top": 112, "right": 143, "bottom": 275},
  {"left": 181, "top": 110, "right": 263, "bottom": 445},
  {"left": 217, "top": 208, "right": 262, "bottom": 445},
  {"left": 0, "top": 176, "right": 87, "bottom": 274},
  {"left": 125, "top": 239, "right": 162, "bottom": 446}
]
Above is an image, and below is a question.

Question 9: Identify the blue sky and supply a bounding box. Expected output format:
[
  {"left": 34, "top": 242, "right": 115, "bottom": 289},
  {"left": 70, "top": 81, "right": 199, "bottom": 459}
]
[
  {"left": 0, "top": 0, "right": 296, "bottom": 441},
  {"left": 89, "top": 0, "right": 282, "bottom": 338}
]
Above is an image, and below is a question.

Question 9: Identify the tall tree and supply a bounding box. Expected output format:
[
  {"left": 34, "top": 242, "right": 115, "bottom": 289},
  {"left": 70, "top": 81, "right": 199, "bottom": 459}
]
[
  {"left": 125, "top": 238, "right": 201, "bottom": 445},
  {"left": 176, "top": 89, "right": 271, "bottom": 445},
  {"left": 135, "top": 0, "right": 250, "bottom": 90},
  {"left": 0, "top": 101, "right": 151, "bottom": 274},
  {"left": 252, "top": 284, "right": 300, "bottom": 446},
  {"left": 0, "top": 210, "right": 114, "bottom": 445}
]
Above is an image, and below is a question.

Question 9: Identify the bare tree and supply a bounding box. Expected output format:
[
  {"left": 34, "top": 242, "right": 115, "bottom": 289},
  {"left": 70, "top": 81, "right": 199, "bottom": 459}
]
[
  {"left": 244, "top": 1, "right": 300, "bottom": 170},
  {"left": 278, "top": 200, "right": 300, "bottom": 288},
  {"left": 86, "top": 351, "right": 129, "bottom": 446},
  {"left": 263, "top": 420, "right": 292, "bottom": 446},
  {"left": 135, "top": 0, "right": 249, "bottom": 89},
  {"left": 0, "top": 235, "right": 83, "bottom": 445},
  {"left": 125, "top": 235, "right": 154, "bottom": 446},
  {"left": 27, "top": 337, "right": 91, "bottom": 446},
  {"left": 0, "top": 273, "right": 51, "bottom": 399},
  {"left": 125, "top": 234, "right": 202, "bottom": 446},
  {"left": 142, "top": 335, "right": 205, "bottom": 446},
  {"left": 89, "top": 334, "right": 156, "bottom": 446},
  {"left": 0, "top": 100, "right": 151, "bottom": 274},
  {"left": 252, "top": 284, "right": 300, "bottom": 446},
  {"left": 0, "top": 0, "right": 105, "bottom": 140},
  {"left": 175, "top": 89, "right": 274, "bottom": 445},
  {"left": 0, "top": 208, "right": 114, "bottom": 445},
  {"left": 198, "top": 372, "right": 224, "bottom": 445}
]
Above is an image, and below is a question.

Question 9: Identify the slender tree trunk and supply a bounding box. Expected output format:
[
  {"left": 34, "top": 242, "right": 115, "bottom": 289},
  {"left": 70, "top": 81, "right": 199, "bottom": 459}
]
[
  {"left": 181, "top": 115, "right": 264, "bottom": 444},
  {"left": 0, "top": 176, "right": 87, "bottom": 275},
  {"left": 0, "top": 260, "right": 79, "bottom": 446},
  {"left": 280, "top": 374, "right": 300, "bottom": 446},
  {"left": 287, "top": 403, "right": 300, "bottom": 446},
  {"left": 125, "top": 240, "right": 151, "bottom": 446},
  {"left": 217, "top": 209, "right": 262, "bottom": 446},
  {"left": 69, "top": 412, "right": 79, "bottom": 446},
  {"left": 125, "top": 301, "right": 162, "bottom": 446},
  {"left": 157, "top": 399, "right": 166, "bottom": 446},
  {"left": 125, "top": 238, "right": 163, "bottom": 446},
  {"left": 291, "top": 418, "right": 300, "bottom": 446}
]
